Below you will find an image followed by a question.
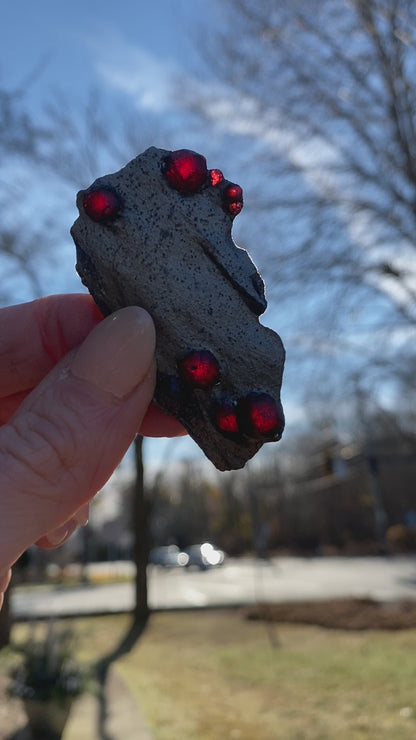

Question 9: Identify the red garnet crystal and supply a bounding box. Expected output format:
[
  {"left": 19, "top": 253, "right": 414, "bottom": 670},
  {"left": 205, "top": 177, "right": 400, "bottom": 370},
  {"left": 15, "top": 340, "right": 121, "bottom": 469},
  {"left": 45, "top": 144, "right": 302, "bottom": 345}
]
[
  {"left": 83, "top": 188, "right": 121, "bottom": 223},
  {"left": 238, "top": 392, "right": 284, "bottom": 438},
  {"left": 214, "top": 399, "right": 239, "bottom": 434},
  {"left": 222, "top": 183, "right": 243, "bottom": 216},
  {"left": 209, "top": 168, "right": 224, "bottom": 187},
  {"left": 162, "top": 149, "right": 208, "bottom": 194},
  {"left": 179, "top": 350, "right": 220, "bottom": 387}
]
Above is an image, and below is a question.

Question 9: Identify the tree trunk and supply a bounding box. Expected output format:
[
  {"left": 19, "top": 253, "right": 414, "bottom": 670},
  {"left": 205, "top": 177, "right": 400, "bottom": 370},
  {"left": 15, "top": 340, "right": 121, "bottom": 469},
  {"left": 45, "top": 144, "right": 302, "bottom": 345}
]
[
  {"left": 132, "top": 436, "right": 150, "bottom": 624},
  {"left": 0, "top": 579, "right": 11, "bottom": 648}
]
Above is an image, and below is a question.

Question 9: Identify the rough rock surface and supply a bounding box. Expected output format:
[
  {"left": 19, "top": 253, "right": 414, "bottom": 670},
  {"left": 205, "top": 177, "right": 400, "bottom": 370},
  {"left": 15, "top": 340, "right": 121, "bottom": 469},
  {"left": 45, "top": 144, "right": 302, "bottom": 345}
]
[{"left": 71, "top": 146, "right": 285, "bottom": 470}]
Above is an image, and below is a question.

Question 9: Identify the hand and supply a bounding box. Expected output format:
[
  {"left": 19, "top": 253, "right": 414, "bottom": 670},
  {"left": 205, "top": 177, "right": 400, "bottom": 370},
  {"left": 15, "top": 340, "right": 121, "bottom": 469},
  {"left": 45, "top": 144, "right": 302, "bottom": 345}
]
[{"left": 0, "top": 294, "right": 184, "bottom": 608}]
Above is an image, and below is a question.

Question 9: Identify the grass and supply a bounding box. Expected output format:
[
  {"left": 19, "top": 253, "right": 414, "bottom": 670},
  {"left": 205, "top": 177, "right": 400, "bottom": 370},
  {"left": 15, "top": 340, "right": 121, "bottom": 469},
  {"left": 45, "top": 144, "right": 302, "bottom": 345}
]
[{"left": 6, "top": 609, "right": 416, "bottom": 739}]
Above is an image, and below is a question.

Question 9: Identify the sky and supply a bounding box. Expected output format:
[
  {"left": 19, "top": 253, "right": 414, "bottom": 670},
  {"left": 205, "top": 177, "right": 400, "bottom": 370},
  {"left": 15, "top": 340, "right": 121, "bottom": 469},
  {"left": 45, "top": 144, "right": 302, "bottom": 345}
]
[
  {"left": 1, "top": 0, "right": 224, "bottom": 155},
  {"left": 2, "top": 1, "right": 298, "bottom": 478},
  {"left": 2, "top": 2, "right": 411, "bottom": 481},
  {"left": 1, "top": 0, "right": 224, "bottom": 471},
  {"left": 2, "top": 1, "right": 208, "bottom": 91}
]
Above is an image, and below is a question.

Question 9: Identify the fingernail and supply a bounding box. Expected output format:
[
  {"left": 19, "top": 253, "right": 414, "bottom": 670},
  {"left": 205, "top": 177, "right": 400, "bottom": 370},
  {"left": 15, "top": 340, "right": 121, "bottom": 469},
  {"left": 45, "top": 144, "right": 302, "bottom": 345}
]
[
  {"left": 42, "top": 511, "right": 88, "bottom": 548},
  {"left": 45, "top": 523, "right": 70, "bottom": 547},
  {"left": 73, "top": 504, "right": 90, "bottom": 526},
  {"left": 0, "top": 569, "right": 11, "bottom": 593},
  {"left": 71, "top": 307, "right": 155, "bottom": 399}
]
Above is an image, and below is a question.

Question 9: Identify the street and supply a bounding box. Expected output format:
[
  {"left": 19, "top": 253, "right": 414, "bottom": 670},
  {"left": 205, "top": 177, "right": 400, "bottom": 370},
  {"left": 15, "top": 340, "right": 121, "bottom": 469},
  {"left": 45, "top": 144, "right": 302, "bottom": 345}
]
[{"left": 11, "top": 555, "right": 416, "bottom": 619}]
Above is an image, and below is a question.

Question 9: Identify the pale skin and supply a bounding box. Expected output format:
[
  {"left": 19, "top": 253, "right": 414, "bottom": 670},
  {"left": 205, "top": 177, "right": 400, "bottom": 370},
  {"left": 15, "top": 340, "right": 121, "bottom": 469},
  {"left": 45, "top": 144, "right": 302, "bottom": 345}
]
[{"left": 0, "top": 294, "right": 184, "bottom": 609}]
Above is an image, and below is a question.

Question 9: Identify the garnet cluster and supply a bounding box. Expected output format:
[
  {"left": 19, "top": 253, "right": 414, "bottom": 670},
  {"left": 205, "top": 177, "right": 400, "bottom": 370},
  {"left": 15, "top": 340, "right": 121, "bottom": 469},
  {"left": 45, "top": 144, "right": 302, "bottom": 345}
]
[
  {"left": 82, "top": 149, "right": 244, "bottom": 224},
  {"left": 172, "top": 349, "right": 284, "bottom": 441},
  {"left": 162, "top": 149, "right": 243, "bottom": 217},
  {"left": 75, "top": 144, "right": 285, "bottom": 467}
]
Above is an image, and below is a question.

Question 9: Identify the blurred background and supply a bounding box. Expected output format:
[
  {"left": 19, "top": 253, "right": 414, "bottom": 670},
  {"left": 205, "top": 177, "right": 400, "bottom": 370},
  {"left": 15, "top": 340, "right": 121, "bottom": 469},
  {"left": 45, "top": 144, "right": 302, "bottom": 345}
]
[
  {"left": 1, "top": 0, "right": 414, "bottom": 571},
  {"left": 1, "top": 2, "right": 416, "bottom": 737}
]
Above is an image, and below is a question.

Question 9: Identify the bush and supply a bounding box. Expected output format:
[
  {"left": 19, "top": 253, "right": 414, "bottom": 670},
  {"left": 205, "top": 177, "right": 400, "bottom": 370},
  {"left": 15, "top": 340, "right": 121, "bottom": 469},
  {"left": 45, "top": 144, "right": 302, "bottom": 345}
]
[{"left": 8, "top": 621, "right": 89, "bottom": 704}]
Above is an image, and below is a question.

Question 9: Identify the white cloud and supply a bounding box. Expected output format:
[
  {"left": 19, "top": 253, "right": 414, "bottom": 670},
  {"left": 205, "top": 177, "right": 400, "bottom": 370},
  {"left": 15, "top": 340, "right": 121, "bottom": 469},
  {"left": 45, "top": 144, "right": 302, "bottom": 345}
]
[
  {"left": 84, "top": 27, "right": 416, "bottom": 328},
  {"left": 85, "top": 29, "right": 185, "bottom": 112}
]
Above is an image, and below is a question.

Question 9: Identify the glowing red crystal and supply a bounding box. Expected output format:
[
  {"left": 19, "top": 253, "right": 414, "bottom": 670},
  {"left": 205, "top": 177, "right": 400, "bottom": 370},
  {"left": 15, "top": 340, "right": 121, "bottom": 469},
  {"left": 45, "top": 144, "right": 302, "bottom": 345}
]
[
  {"left": 162, "top": 149, "right": 208, "bottom": 194},
  {"left": 214, "top": 399, "right": 239, "bottom": 434},
  {"left": 83, "top": 188, "right": 121, "bottom": 223},
  {"left": 222, "top": 183, "right": 243, "bottom": 216},
  {"left": 179, "top": 350, "right": 220, "bottom": 387},
  {"left": 209, "top": 168, "right": 224, "bottom": 187},
  {"left": 238, "top": 392, "right": 284, "bottom": 438}
]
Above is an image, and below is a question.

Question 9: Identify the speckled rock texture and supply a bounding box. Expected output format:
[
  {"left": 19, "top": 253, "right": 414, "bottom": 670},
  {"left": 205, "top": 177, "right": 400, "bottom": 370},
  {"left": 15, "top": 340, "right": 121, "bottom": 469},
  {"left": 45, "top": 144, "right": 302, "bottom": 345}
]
[{"left": 71, "top": 146, "right": 285, "bottom": 470}]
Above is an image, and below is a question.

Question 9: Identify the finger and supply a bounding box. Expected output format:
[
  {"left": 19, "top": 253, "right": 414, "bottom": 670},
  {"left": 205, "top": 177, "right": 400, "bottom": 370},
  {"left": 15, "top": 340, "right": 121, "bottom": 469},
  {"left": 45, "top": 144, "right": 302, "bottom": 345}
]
[
  {"left": 36, "top": 519, "right": 79, "bottom": 550},
  {"left": 1, "top": 386, "right": 189, "bottom": 435},
  {"left": 0, "top": 569, "right": 11, "bottom": 593},
  {"left": 0, "top": 569, "right": 12, "bottom": 611},
  {"left": 0, "top": 294, "right": 102, "bottom": 401},
  {"left": 36, "top": 503, "right": 90, "bottom": 550},
  {"left": 0, "top": 307, "right": 155, "bottom": 568},
  {"left": 140, "top": 402, "right": 187, "bottom": 437},
  {"left": 0, "top": 391, "right": 31, "bottom": 426},
  {"left": 33, "top": 410, "right": 187, "bottom": 550},
  {"left": 34, "top": 404, "right": 188, "bottom": 548}
]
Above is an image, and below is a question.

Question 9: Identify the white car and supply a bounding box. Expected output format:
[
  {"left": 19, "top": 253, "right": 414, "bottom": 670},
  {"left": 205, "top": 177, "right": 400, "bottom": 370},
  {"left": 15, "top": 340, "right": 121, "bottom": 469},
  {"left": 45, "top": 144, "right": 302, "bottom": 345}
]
[
  {"left": 149, "top": 545, "right": 189, "bottom": 568},
  {"left": 185, "top": 543, "right": 226, "bottom": 570}
]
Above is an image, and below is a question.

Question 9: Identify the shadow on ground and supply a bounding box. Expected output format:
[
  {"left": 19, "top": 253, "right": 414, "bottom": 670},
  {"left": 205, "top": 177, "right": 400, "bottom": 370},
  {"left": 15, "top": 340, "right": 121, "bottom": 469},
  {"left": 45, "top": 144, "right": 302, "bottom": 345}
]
[{"left": 94, "top": 615, "right": 149, "bottom": 740}]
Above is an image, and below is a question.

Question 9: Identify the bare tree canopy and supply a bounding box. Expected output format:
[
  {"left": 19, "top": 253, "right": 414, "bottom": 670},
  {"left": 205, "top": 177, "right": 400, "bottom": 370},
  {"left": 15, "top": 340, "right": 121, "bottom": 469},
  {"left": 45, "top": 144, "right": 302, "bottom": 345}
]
[
  {"left": 0, "top": 80, "right": 53, "bottom": 303},
  {"left": 185, "top": 0, "right": 416, "bottom": 415},
  {"left": 204, "top": 0, "right": 416, "bottom": 312}
]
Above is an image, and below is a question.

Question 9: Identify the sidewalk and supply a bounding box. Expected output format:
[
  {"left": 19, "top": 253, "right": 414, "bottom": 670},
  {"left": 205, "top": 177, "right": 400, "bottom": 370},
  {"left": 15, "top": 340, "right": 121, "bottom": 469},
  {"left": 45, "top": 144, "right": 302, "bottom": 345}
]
[{"left": 65, "top": 664, "right": 152, "bottom": 740}]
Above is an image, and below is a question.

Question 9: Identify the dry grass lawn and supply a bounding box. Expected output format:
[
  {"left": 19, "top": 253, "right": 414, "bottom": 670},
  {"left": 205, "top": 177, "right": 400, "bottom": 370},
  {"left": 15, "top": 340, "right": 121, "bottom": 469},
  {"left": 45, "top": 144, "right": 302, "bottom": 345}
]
[
  {"left": 116, "top": 610, "right": 416, "bottom": 740},
  {"left": 3, "top": 607, "right": 416, "bottom": 740}
]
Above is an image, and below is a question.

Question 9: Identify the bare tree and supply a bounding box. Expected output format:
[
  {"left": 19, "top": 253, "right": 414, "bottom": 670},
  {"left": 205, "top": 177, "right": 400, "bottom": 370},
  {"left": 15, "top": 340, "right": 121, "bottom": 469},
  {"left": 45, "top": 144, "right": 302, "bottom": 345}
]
[
  {"left": 188, "top": 0, "right": 416, "bottom": 411},
  {"left": 0, "top": 79, "right": 56, "bottom": 305},
  {"left": 0, "top": 81, "right": 162, "bottom": 643},
  {"left": 0, "top": 78, "right": 54, "bottom": 646},
  {"left": 40, "top": 94, "right": 167, "bottom": 636}
]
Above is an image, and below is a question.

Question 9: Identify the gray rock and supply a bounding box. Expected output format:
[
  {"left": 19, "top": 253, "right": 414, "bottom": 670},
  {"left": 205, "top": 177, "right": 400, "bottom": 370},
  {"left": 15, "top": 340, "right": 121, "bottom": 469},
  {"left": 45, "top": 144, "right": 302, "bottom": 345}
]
[{"left": 71, "top": 146, "right": 285, "bottom": 470}]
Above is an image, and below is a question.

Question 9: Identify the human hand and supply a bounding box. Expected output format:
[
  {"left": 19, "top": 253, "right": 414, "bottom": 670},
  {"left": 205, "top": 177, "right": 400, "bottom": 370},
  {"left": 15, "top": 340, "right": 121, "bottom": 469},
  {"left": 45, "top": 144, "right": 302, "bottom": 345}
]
[{"left": 0, "top": 294, "right": 184, "bottom": 608}]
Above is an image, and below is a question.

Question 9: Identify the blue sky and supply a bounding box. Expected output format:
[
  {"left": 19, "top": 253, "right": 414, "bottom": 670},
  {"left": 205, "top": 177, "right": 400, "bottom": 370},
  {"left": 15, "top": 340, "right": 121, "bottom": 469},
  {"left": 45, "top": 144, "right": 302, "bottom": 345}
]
[
  {"left": 2, "top": 1, "right": 209, "bottom": 95},
  {"left": 2, "top": 2, "right": 408, "bottom": 476},
  {"left": 1, "top": 0, "right": 223, "bottom": 469},
  {"left": 1, "top": 0, "right": 218, "bottom": 288},
  {"left": 3, "top": 1, "right": 296, "bottom": 475}
]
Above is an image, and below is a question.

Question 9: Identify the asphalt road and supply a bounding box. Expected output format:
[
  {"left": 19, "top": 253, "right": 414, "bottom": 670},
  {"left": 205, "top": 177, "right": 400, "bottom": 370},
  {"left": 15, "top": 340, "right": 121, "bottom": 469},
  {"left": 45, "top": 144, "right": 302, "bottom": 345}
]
[{"left": 11, "top": 555, "right": 416, "bottom": 619}]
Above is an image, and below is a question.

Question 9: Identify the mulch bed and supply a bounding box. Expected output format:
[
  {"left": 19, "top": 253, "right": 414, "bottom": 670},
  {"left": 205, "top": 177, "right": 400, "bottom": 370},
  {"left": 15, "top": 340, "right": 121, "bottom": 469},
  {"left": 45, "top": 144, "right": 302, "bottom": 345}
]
[{"left": 244, "top": 598, "right": 416, "bottom": 630}]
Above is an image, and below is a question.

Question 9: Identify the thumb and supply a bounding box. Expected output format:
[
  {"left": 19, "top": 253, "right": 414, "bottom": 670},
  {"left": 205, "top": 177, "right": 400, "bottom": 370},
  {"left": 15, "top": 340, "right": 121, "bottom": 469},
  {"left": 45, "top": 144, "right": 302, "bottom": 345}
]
[{"left": 0, "top": 306, "right": 155, "bottom": 567}]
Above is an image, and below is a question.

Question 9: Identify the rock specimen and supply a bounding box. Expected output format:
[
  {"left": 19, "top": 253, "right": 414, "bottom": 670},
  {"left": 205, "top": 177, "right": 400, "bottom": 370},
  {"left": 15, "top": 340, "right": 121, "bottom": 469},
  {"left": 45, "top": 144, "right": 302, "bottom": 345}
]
[{"left": 71, "top": 147, "right": 285, "bottom": 470}]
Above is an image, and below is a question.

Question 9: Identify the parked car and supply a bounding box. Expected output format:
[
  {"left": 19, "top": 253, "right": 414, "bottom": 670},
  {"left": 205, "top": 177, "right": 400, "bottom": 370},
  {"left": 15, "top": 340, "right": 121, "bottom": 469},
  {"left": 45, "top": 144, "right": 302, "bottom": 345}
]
[
  {"left": 149, "top": 545, "right": 189, "bottom": 568},
  {"left": 185, "top": 543, "right": 226, "bottom": 570}
]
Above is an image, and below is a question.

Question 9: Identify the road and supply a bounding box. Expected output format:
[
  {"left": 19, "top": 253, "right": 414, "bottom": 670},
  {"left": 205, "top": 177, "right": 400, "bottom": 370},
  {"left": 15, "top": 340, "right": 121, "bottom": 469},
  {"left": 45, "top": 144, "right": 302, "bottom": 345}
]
[{"left": 11, "top": 555, "right": 416, "bottom": 619}]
